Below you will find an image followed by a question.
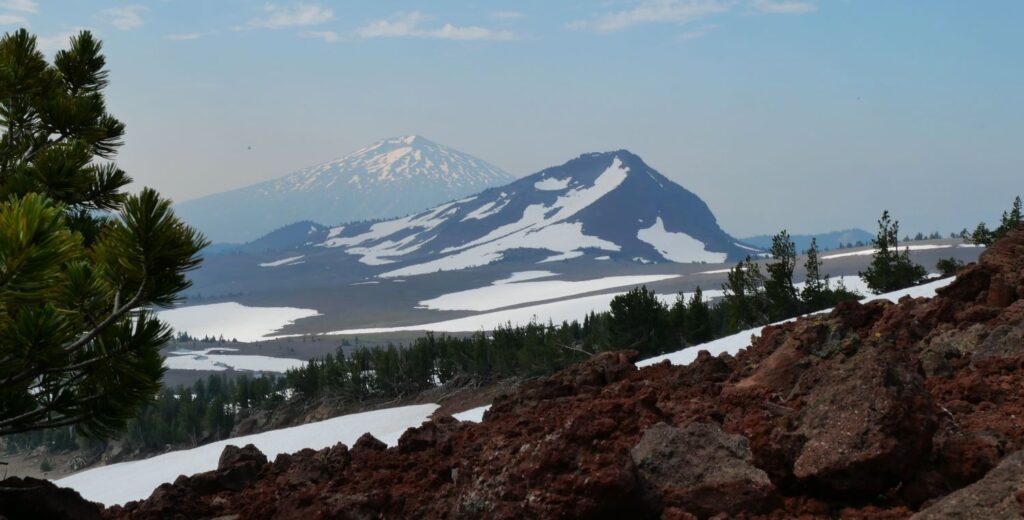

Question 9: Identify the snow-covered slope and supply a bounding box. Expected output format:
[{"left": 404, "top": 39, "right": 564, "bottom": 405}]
[
  {"left": 638, "top": 276, "right": 956, "bottom": 368},
  {"left": 309, "top": 150, "right": 752, "bottom": 277},
  {"left": 56, "top": 404, "right": 439, "bottom": 506},
  {"left": 175, "top": 136, "right": 515, "bottom": 243}
]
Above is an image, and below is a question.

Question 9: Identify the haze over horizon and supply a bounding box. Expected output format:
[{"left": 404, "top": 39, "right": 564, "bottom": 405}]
[{"left": 15, "top": 0, "right": 1023, "bottom": 236}]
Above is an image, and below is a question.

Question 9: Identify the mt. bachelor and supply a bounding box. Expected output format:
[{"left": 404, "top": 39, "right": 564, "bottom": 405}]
[{"left": 175, "top": 136, "right": 515, "bottom": 243}]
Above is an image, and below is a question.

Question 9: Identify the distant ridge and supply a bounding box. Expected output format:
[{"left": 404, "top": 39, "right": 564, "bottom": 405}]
[
  {"left": 740, "top": 229, "right": 874, "bottom": 253},
  {"left": 174, "top": 136, "right": 516, "bottom": 243}
]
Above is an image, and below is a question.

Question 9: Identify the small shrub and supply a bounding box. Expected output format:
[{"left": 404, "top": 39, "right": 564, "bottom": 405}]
[{"left": 936, "top": 257, "right": 964, "bottom": 277}]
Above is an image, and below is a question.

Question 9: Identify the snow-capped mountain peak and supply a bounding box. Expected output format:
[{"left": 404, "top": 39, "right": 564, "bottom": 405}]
[
  {"left": 268, "top": 135, "right": 512, "bottom": 194},
  {"left": 174, "top": 136, "right": 515, "bottom": 243}
]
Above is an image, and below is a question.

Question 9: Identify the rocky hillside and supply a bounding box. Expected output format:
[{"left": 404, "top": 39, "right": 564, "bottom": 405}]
[{"left": 7, "top": 226, "right": 1024, "bottom": 519}]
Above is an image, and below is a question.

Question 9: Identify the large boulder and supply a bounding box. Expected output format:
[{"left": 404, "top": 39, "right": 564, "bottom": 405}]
[
  {"left": 912, "top": 450, "right": 1024, "bottom": 519},
  {"left": 631, "top": 422, "right": 775, "bottom": 518}
]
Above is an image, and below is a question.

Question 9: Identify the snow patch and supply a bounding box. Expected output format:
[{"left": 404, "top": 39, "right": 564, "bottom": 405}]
[
  {"left": 452, "top": 405, "right": 490, "bottom": 423},
  {"left": 258, "top": 255, "right": 304, "bottom": 267},
  {"left": 164, "top": 353, "right": 306, "bottom": 373},
  {"left": 534, "top": 177, "right": 571, "bottom": 191},
  {"left": 158, "top": 303, "right": 320, "bottom": 343},
  {"left": 637, "top": 217, "right": 727, "bottom": 263},
  {"left": 57, "top": 404, "right": 439, "bottom": 506}
]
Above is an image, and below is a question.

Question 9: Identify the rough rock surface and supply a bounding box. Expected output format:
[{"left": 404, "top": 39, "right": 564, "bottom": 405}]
[
  {"left": 912, "top": 450, "right": 1024, "bottom": 519},
  {"left": 631, "top": 422, "right": 774, "bottom": 517},
  {"left": 12, "top": 227, "right": 1024, "bottom": 519}
]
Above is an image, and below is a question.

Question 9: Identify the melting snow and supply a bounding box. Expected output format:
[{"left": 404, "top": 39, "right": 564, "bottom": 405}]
[
  {"left": 56, "top": 404, "right": 439, "bottom": 506},
  {"left": 158, "top": 303, "right": 320, "bottom": 343},
  {"left": 637, "top": 217, "right": 727, "bottom": 263}
]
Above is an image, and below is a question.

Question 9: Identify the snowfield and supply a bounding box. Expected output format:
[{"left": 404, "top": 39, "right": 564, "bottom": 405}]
[
  {"left": 419, "top": 274, "right": 680, "bottom": 312},
  {"left": 821, "top": 244, "right": 952, "bottom": 260},
  {"left": 164, "top": 350, "right": 306, "bottom": 373},
  {"left": 324, "top": 292, "right": 633, "bottom": 335},
  {"left": 56, "top": 404, "right": 440, "bottom": 506},
  {"left": 158, "top": 302, "right": 320, "bottom": 342}
]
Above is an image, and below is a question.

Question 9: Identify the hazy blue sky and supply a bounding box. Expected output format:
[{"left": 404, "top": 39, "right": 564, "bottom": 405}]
[{"left": 13, "top": 0, "right": 1023, "bottom": 236}]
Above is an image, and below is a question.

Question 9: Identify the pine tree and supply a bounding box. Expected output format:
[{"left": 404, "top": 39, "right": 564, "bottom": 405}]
[
  {"left": 608, "top": 286, "right": 671, "bottom": 356},
  {"left": 860, "top": 210, "right": 926, "bottom": 294},
  {"left": 723, "top": 257, "right": 768, "bottom": 332},
  {"left": 764, "top": 230, "right": 799, "bottom": 321},
  {"left": 0, "top": 30, "right": 206, "bottom": 438},
  {"left": 801, "top": 238, "right": 828, "bottom": 309},
  {"left": 683, "top": 287, "right": 713, "bottom": 344}
]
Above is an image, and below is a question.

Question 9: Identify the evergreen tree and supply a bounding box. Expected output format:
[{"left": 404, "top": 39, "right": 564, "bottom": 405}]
[
  {"left": 608, "top": 286, "right": 671, "bottom": 356},
  {"left": 683, "top": 287, "right": 713, "bottom": 344},
  {"left": 860, "top": 210, "right": 926, "bottom": 294},
  {"left": 723, "top": 257, "right": 768, "bottom": 332},
  {"left": 764, "top": 230, "right": 799, "bottom": 321},
  {"left": 0, "top": 30, "right": 206, "bottom": 437},
  {"left": 801, "top": 238, "right": 829, "bottom": 310}
]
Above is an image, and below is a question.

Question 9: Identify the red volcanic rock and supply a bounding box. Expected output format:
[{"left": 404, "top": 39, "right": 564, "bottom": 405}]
[
  {"left": 912, "top": 450, "right": 1024, "bottom": 519},
  {"left": 27, "top": 226, "right": 1024, "bottom": 519}
]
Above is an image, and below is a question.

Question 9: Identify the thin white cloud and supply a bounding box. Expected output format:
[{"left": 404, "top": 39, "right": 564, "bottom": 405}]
[
  {"left": 164, "top": 32, "right": 202, "bottom": 41},
  {"left": 102, "top": 5, "right": 147, "bottom": 30},
  {"left": 357, "top": 12, "right": 516, "bottom": 41},
  {"left": 0, "top": 13, "right": 27, "bottom": 25},
  {"left": 0, "top": 0, "right": 37, "bottom": 13},
  {"left": 569, "top": 0, "right": 730, "bottom": 33},
  {"left": 300, "top": 30, "right": 342, "bottom": 43},
  {"left": 752, "top": 0, "right": 816, "bottom": 14},
  {"left": 243, "top": 3, "right": 333, "bottom": 30},
  {"left": 677, "top": 23, "right": 719, "bottom": 40},
  {"left": 491, "top": 10, "right": 524, "bottom": 20}
]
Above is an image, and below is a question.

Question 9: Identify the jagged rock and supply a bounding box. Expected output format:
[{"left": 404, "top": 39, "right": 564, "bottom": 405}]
[
  {"left": 215, "top": 444, "right": 267, "bottom": 491},
  {"left": 912, "top": 450, "right": 1024, "bottom": 519},
  {"left": 0, "top": 477, "right": 102, "bottom": 520},
  {"left": 631, "top": 422, "right": 774, "bottom": 517}
]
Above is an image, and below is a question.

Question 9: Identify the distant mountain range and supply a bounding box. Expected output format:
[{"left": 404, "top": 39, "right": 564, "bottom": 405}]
[
  {"left": 175, "top": 136, "right": 516, "bottom": 243},
  {"left": 740, "top": 229, "right": 874, "bottom": 253}
]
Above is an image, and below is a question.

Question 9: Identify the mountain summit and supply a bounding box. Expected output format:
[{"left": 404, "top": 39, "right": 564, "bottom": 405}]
[
  {"left": 174, "top": 136, "right": 515, "bottom": 243},
  {"left": 311, "top": 150, "right": 754, "bottom": 277}
]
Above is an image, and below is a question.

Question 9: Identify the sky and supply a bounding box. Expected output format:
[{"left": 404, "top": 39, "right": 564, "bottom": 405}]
[{"left": 10, "top": 0, "right": 1024, "bottom": 236}]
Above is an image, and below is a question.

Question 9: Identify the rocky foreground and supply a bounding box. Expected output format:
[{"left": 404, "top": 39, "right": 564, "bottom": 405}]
[{"left": 5, "top": 227, "right": 1024, "bottom": 519}]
